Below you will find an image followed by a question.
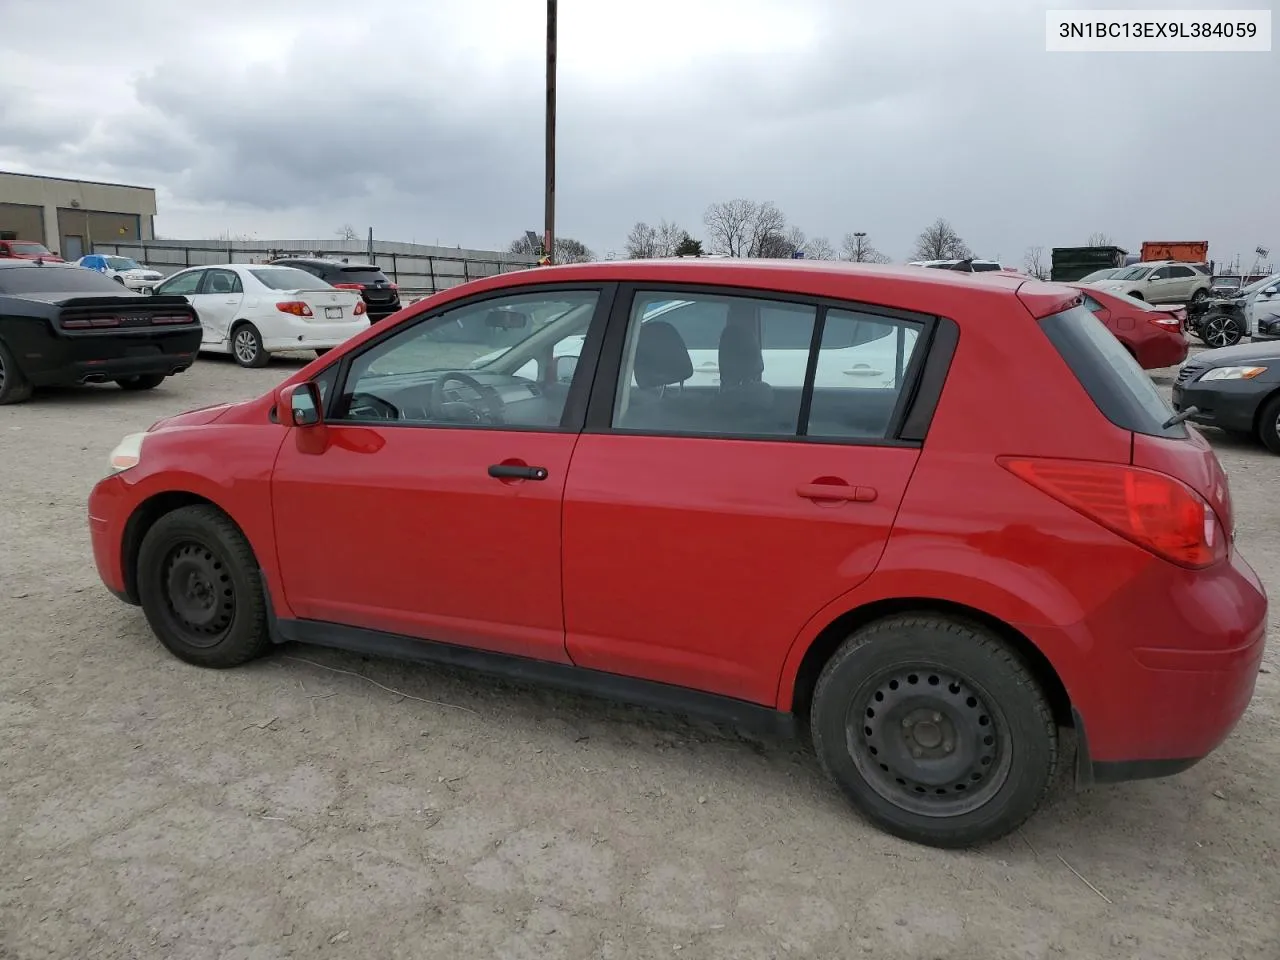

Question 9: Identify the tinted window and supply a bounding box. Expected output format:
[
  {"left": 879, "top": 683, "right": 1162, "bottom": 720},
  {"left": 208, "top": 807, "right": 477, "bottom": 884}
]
[
  {"left": 650, "top": 299, "right": 726, "bottom": 350},
  {"left": 1167, "top": 266, "right": 1195, "bottom": 279},
  {"left": 204, "top": 269, "right": 243, "bottom": 295},
  {"left": 1040, "top": 305, "right": 1185, "bottom": 438},
  {"left": 334, "top": 266, "right": 390, "bottom": 284},
  {"left": 1149, "top": 266, "right": 1173, "bottom": 280},
  {"left": 7, "top": 242, "right": 52, "bottom": 256},
  {"left": 157, "top": 270, "right": 204, "bottom": 296},
  {"left": 249, "top": 267, "right": 332, "bottom": 291},
  {"left": 0, "top": 266, "right": 142, "bottom": 295},
  {"left": 105, "top": 257, "right": 141, "bottom": 270},
  {"left": 970, "top": 262, "right": 1002, "bottom": 272},
  {"left": 807, "top": 310, "right": 922, "bottom": 438}
]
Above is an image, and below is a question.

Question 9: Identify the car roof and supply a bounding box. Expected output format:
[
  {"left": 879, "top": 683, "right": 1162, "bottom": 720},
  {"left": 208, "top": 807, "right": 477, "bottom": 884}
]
[
  {"left": 432, "top": 258, "right": 1078, "bottom": 319},
  {"left": 271, "top": 257, "right": 379, "bottom": 269}
]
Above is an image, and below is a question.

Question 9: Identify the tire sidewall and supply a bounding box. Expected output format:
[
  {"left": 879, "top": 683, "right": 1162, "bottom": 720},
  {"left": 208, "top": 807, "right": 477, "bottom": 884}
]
[
  {"left": 136, "top": 510, "right": 266, "bottom": 667},
  {"left": 1259, "top": 395, "right": 1280, "bottom": 455},
  {"left": 0, "top": 338, "right": 33, "bottom": 405},
  {"left": 812, "top": 621, "right": 1056, "bottom": 848},
  {"left": 232, "top": 323, "right": 268, "bottom": 368}
]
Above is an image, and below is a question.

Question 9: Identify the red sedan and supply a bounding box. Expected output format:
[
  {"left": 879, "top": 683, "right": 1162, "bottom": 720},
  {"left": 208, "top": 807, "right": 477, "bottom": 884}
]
[
  {"left": 1074, "top": 285, "right": 1189, "bottom": 369},
  {"left": 87, "top": 261, "right": 1266, "bottom": 848}
]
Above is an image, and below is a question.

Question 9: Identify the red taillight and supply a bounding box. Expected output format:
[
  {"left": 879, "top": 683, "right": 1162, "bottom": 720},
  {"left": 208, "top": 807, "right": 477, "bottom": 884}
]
[
  {"left": 1149, "top": 316, "right": 1181, "bottom": 328},
  {"left": 388, "top": 282, "right": 398, "bottom": 290},
  {"left": 333, "top": 283, "right": 363, "bottom": 290},
  {"left": 276, "top": 301, "right": 313, "bottom": 317},
  {"left": 354, "top": 301, "right": 366, "bottom": 316},
  {"left": 999, "top": 457, "right": 1226, "bottom": 569},
  {"left": 62, "top": 316, "right": 120, "bottom": 328}
]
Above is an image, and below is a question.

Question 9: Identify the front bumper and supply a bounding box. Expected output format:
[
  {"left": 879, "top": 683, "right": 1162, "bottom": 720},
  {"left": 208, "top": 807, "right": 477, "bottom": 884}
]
[
  {"left": 89, "top": 473, "right": 131, "bottom": 601},
  {"left": 1171, "top": 377, "right": 1273, "bottom": 433}
]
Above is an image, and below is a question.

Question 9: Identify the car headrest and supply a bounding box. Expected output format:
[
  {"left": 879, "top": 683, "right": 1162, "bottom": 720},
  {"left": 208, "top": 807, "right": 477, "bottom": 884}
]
[
  {"left": 634, "top": 320, "right": 693, "bottom": 388},
  {"left": 719, "top": 320, "right": 764, "bottom": 387}
]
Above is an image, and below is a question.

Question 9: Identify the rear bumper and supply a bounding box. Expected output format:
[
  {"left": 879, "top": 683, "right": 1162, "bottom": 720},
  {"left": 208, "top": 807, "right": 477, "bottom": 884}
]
[
  {"left": 18, "top": 327, "right": 201, "bottom": 387},
  {"left": 1171, "top": 378, "right": 1272, "bottom": 433},
  {"left": 261, "top": 316, "right": 371, "bottom": 352},
  {"left": 1136, "top": 332, "right": 1189, "bottom": 369},
  {"left": 1024, "top": 547, "right": 1268, "bottom": 784}
]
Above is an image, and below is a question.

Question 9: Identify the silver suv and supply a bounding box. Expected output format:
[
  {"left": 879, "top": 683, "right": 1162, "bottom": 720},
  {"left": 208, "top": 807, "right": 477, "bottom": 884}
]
[{"left": 1086, "top": 260, "right": 1211, "bottom": 305}]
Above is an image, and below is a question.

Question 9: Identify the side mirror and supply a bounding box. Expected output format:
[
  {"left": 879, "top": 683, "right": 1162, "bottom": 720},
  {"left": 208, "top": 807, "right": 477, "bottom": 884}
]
[
  {"left": 282, "top": 382, "right": 323, "bottom": 427},
  {"left": 1265, "top": 286, "right": 1279, "bottom": 297},
  {"left": 554, "top": 355, "right": 578, "bottom": 383}
]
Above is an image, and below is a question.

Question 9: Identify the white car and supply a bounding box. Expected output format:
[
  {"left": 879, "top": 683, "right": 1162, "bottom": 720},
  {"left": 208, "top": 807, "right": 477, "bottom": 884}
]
[
  {"left": 1087, "top": 260, "right": 1212, "bottom": 305},
  {"left": 76, "top": 254, "right": 165, "bottom": 291},
  {"left": 474, "top": 297, "right": 918, "bottom": 390},
  {"left": 152, "top": 263, "right": 369, "bottom": 367},
  {"left": 908, "top": 259, "right": 1005, "bottom": 273}
]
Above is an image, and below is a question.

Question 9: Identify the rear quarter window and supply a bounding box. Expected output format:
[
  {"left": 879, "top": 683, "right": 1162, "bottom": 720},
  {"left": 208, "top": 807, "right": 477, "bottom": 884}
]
[{"left": 1040, "top": 304, "right": 1186, "bottom": 438}]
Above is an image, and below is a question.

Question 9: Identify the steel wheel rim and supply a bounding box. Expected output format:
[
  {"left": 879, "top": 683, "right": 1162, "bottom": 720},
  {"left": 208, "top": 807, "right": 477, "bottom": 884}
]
[
  {"left": 161, "top": 541, "right": 235, "bottom": 647},
  {"left": 1205, "top": 317, "right": 1235, "bottom": 347},
  {"left": 234, "top": 330, "right": 258, "bottom": 364},
  {"left": 847, "top": 665, "right": 1014, "bottom": 817}
]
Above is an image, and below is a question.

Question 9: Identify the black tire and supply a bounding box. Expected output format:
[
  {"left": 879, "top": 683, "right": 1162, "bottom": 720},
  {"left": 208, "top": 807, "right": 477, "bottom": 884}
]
[
  {"left": 314, "top": 348, "right": 331, "bottom": 357},
  {"left": 230, "top": 323, "right": 269, "bottom": 368},
  {"left": 1259, "top": 393, "right": 1280, "bottom": 456},
  {"left": 810, "top": 615, "right": 1058, "bottom": 848},
  {"left": 0, "top": 338, "right": 34, "bottom": 405},
  {"left": 113, "top": 275, "right": 126, "bottom": 285},
  {"left": 1190, "top": 288, "right": 1209, "bottom": 303},
  {"left": 136, "top": 505, "right": 271, "bottom": 668},
  {"left": 116, "top": 374, "right": 166, "bottom": 391}
]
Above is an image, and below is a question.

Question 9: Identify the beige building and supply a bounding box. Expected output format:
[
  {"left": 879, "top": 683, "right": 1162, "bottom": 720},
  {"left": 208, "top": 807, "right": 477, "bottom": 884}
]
[{"left": 0, "top": 171, "right": 157, "bottom": 260}]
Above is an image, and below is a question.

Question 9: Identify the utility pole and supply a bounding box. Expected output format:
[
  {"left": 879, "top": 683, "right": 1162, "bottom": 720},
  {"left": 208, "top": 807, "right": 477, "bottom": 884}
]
[{"left": 544, "top": 0, "right": 557, "bottom": 264}]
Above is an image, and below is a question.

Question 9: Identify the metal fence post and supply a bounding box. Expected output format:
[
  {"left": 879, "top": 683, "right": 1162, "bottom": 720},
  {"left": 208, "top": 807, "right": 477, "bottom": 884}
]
[
  {"left": 428, "top": 257, "right": 436, "bottom": 292},
  {"left": 463, "top": 260, "right": 470, "bottom": 283},
  {"left": 184, "top": 247, "right": 190, "bottom": 267},
  {"left": 391, "top": 253, "right": 399, "bottom": 284}
]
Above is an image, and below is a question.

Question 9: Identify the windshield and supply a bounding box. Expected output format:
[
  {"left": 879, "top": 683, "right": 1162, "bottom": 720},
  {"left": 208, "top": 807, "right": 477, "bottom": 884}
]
[
  {"left": 0, "top": 266, "right": 143, "bottom": 295},
  {"left": 1079, "top": 269, "right": 1117, "bottom": 283},
  {"left": 1237, "top": 274, "right": 1280, "bottom": 297},
  {"left": 1112, "top": 266, "right": 1151, "bottom": 281},
  {"left": 8, "top": 242, "right": 52, "bottom": 256},
  {"left": 105, "top": 257, "right": 141, "bottom": 270},
  {"left": 249, "top": 267, "right": 332, "bottom": 291}
]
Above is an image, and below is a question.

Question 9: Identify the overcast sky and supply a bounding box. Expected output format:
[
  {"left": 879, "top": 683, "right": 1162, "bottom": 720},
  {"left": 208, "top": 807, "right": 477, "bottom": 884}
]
[{"left": 1, "top": 0, "right": 1275, "bottom": 265}]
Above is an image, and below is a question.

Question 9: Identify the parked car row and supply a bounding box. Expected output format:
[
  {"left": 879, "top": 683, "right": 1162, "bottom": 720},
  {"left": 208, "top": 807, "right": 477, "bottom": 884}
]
[{"left": 86, "top": 259, "right": 1268, "bottom": 849}]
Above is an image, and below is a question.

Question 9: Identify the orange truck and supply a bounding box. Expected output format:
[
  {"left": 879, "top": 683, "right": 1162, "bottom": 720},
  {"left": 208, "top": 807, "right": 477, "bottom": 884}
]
[{"left": 1140, "top": 241, "right": 1209, "bottom": 264}]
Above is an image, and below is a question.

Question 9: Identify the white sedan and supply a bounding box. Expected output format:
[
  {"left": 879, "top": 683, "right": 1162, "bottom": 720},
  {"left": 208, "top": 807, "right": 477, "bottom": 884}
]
[
  {"left": 76, "top": 254, "right": 165, "bottom": 291},
  {"left": 151, "top": 263, "right": 369, "bottom": 367}
]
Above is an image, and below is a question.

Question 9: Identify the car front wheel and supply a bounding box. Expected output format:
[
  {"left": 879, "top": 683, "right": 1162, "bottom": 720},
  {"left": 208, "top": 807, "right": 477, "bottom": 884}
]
[
  {"left": 231, "top": 323, "right": 269, "bottom": 368},
  {"left": 0, "top": 338, "right": 34, "bottom": 405},
  {"left": 136, "top": 505, "right": 271, "bottom": 668},
  {"left": 1201, "top": 313, "right": 1244, "bottom": 348},
  {"left": 1259, "top": 393, "right": 1280, "bottom": 456},
  {"left": 810, "top": 615, "right": 1058, "bottom": 848}
]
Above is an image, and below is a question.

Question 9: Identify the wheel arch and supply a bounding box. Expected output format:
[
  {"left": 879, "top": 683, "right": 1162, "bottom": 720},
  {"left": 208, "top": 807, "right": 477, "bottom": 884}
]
[
  {"left": 786, "top": 597, "right": 1074, "bottom": 732},
  {"left": 121, "top": 491, "right": 238, "bottom": 603},
  {"left": 1254, "top": 386, "right": 1280, "bottom": 439}
]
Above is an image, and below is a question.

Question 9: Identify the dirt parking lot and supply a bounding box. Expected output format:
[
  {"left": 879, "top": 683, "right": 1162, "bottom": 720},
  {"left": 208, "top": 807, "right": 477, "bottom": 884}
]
[{"left": 2, "top": 350, "right": 1277, "bottom": 960}]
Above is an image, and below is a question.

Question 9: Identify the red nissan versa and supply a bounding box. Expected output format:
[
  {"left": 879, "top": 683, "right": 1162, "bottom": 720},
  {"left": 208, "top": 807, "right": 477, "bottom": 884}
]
[
  {"left": 1073, "top": 285, "right": 1189, "bottom": 370},
  {"left": 86, "top": 260, "right": 1268, "bottom": 848}
]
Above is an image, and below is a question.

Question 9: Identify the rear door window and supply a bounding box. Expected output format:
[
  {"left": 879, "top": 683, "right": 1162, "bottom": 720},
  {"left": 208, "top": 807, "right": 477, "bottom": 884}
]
[{"left": 1040, "top": 304, "right": 1186, "bottom": 438}]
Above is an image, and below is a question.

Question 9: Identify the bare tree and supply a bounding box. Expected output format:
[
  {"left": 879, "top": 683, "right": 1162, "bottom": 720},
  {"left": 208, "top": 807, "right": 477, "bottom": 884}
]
[
  {"left": 1023, "top": 245, "right": 1049, "bottom": 280},
  {"left": 702, "top": 199, "right": 757, "bottom": 257},
  {"left": 1087, "top": 232, "right": 1114, "bottom": 247},
  {"left": 747, "top": 202, "right": 788, "bottom": 258},
  {"left": 806, "top": 236, "right": 836, "bottom": 260},
  {"left": 654, "top": 220, "right": 684, "bottom": 258},
  {"left": 912, "top": 218, "right": 971, "bottom": 261},
  {"left": 506, "top": 235, "right": 594, "bottom": 263},
  {"left": 336, "top": 223, "right": 359, "bottom": 241},
  {"left": 553, "top": 237, "right": 594, "bottom": 264},
  {"left": 841, "top": 231, "right": 889, "bottom": 263},
  {"left": 625, "top": 221, "right": 660, "bottom": 259}
]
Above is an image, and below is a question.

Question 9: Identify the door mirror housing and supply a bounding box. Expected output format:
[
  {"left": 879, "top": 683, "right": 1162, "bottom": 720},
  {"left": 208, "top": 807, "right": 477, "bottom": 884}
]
[
  {"left": 1264, "top": 286, "right": 1279, "bottom": 297},
  {"left": 282, "top": 382, "right": 323, "bottom": 427}
]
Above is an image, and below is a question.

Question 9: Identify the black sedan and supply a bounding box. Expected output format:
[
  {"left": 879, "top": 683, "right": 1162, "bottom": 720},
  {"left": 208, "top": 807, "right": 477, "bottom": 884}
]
[
  {"left": 0, "top": 260, "right": 201, "bottom": 405},
  {"left": 1171, "top": 341, "right": 1280, "bottom": 454}
]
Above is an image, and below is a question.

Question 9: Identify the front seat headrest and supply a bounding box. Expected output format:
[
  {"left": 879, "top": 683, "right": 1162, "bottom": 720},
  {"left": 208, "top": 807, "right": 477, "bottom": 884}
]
[{"left": 634, "top": 321, "right": 693, "bottom": 388}]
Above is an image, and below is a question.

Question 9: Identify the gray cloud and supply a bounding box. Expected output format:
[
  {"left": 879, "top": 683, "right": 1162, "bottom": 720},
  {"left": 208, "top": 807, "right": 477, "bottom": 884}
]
[{"left": 1, "top": 0, "right": 1276, "bottom": 263}]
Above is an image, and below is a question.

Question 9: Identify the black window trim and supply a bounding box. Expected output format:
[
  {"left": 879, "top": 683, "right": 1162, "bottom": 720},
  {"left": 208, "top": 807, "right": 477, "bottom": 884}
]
[
  {"left": 581, "top": 280, "right": 948, "bottom": 448},
  {"left": 318, "top": 280, "right": 619, "bottom": 435}
]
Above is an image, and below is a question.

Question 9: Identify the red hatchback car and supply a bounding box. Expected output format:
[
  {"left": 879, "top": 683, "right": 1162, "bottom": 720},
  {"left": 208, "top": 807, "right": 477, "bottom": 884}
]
[
  {"left": 88, "top": 261, "right": 1267, "bottom": 848},
  {"left": 1074, "top": 285, "right": 1189, "bottom": 370}
]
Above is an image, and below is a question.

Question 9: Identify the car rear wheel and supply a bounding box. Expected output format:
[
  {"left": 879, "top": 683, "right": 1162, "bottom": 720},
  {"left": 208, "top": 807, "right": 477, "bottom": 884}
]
[
  {"left": 231, "top": 323, "right": 269, "bottom": 368},
  {"left": 0, "top": 338, "right": 34, "bottom": 405},
  {"left": 810, "top": 615, "right": 1058, "bottom": 848},
  {"left": 1259, "top": 393, "right": 1280, "bottom": 456},
  {"left": 1190, "top": 289, "right": 1209, "bottom": 303},
  {"left": 136, "top": 505, "right": 271, "bottom": 668},
  {"left": 116, "top": 374, "right": 166, "bottom": 391},
  {"left": 1201, "top": 313, "right": 1244, "bottom": 348}
]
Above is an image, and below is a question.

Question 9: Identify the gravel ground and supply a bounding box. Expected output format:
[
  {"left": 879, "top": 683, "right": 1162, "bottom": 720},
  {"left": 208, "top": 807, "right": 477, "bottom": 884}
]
[{"left": 2, "top": 348, "right": 1277, "bottom": 960}]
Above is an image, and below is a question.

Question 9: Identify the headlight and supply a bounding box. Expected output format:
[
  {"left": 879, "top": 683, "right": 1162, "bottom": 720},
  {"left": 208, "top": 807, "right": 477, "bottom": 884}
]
[
  {"left": 1198, "top": 366, "right": 1268, "bottom": 382},
  {"left": 108, "top": 433, "right": 146, "bottom": 473}
]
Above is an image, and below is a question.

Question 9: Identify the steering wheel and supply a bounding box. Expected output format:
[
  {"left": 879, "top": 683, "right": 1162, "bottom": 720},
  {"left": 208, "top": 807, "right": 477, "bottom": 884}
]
[{"left": 428, "top": 372, "right": 506, "bottom": 424}]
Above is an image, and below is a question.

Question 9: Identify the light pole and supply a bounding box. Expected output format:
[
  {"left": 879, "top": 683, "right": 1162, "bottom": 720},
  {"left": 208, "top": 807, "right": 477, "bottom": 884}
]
[
  {"left": 544, "top": 0, "right": 557, "bottom": 264},
  {"left": 853, "top": 231, "right": 867, "bottom": 262}
]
